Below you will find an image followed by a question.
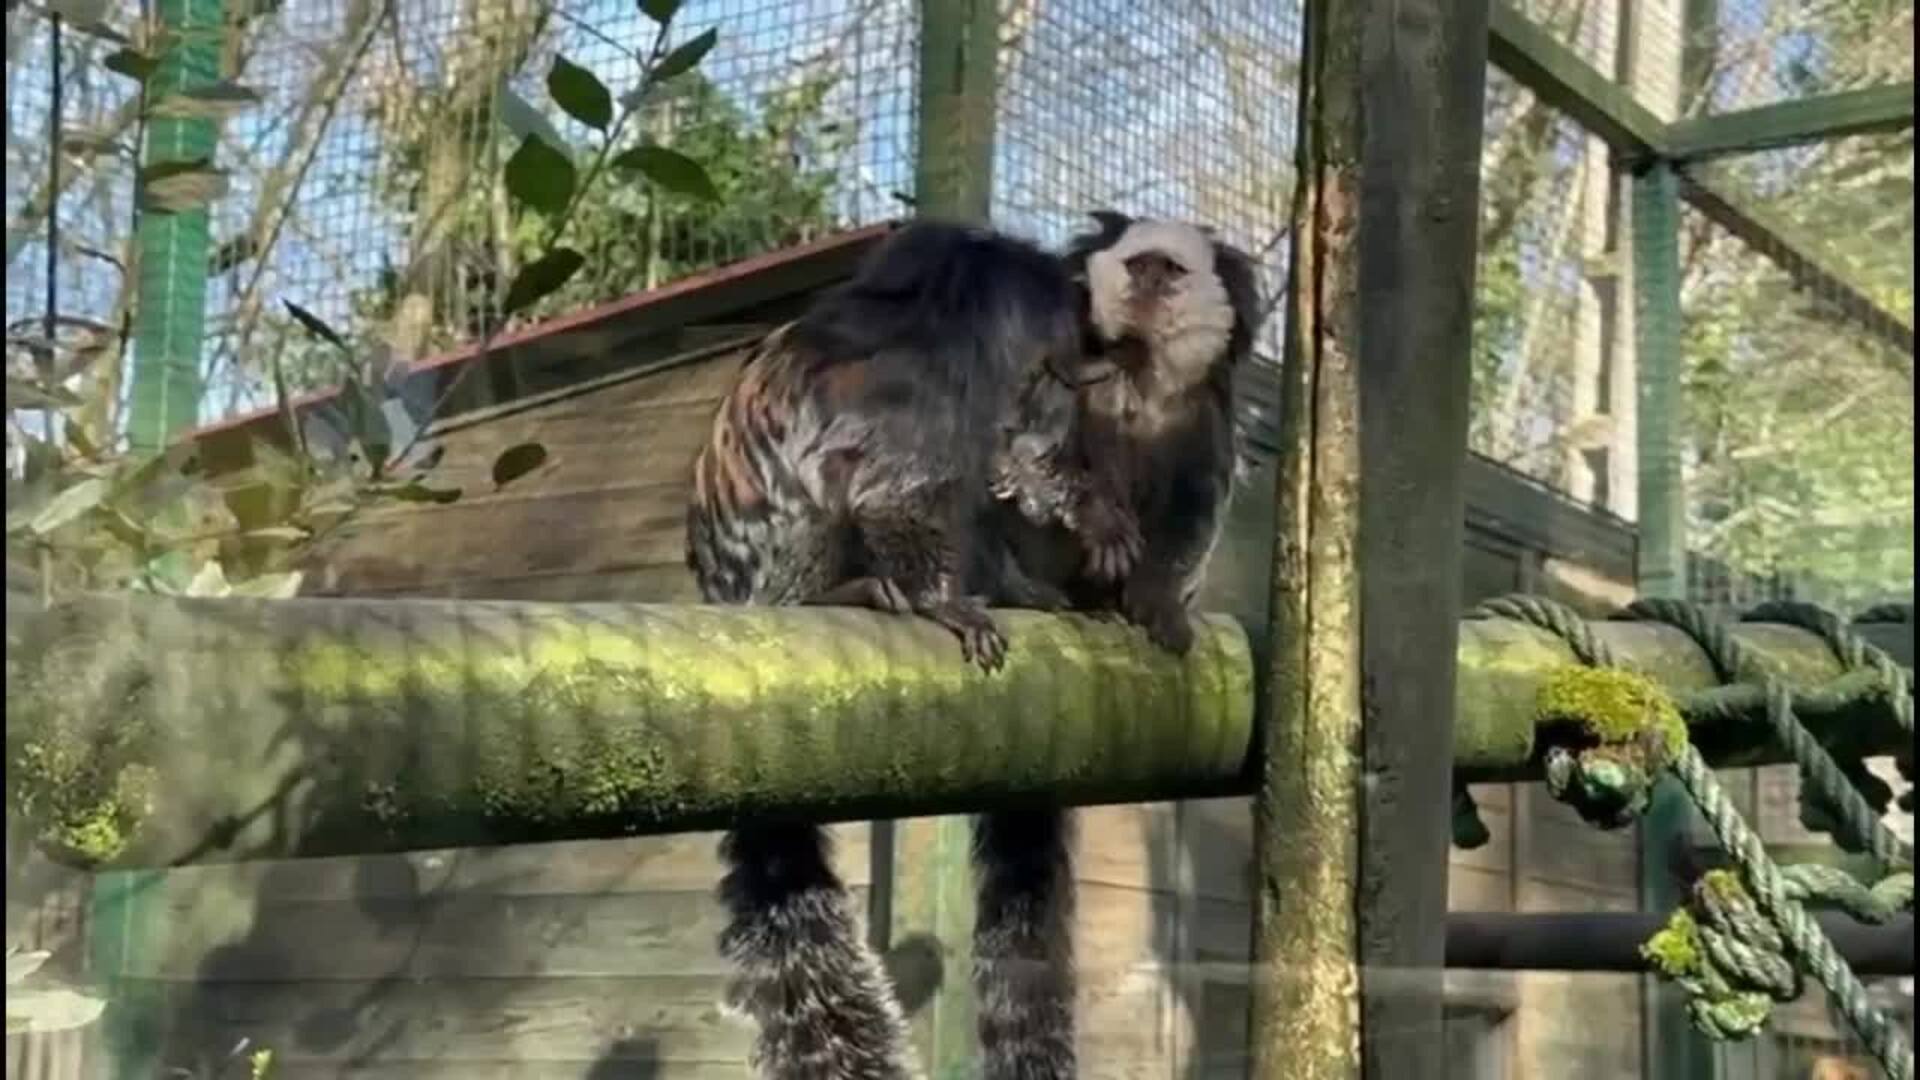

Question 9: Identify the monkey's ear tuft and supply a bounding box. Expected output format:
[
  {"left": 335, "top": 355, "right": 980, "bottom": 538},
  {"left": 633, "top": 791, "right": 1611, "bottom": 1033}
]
[{"left": 1087, "top": 209, "right": 1132, "bottom": 234}]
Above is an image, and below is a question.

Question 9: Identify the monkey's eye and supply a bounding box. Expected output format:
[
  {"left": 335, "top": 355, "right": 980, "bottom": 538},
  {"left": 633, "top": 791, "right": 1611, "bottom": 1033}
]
[{"left": 1123, "top": 252, "right": 1187, "bottom": 282}]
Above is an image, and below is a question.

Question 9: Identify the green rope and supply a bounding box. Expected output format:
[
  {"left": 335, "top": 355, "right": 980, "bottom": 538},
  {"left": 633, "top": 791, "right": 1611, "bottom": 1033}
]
[
  {"left": 1671, "top": 711, "right": 1913, "bottom": 1080},
  {"left": 1747, "top": 600, "right": 1914, "bottom": 740},
  {"left": 1471, "top": 593, "right": 1916, "bottom": 1079},
  {"left": 1626, "top": 597, "right": 1913, "bottom": 872},
  {"left": 1644, "top": 870, "right": 1800, "bottom": 1041}
]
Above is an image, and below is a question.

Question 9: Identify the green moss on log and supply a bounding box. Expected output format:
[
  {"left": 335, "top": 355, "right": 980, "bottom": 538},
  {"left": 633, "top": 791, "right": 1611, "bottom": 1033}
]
[
  {"left": 3, "top": 594, "right": 1907, "bottom": 870},
  {"left": 6, "top": 606, "right": 159, "bottom": 864},
  {"left": 1642, "top": 908, "right": 1705, "bottom": 978},
  {"left": 7, "top": 597, "right": 1254, "bottom": 868},
  {"left": 1536, "top": 665, "right": 1686, "bottom": 761}
]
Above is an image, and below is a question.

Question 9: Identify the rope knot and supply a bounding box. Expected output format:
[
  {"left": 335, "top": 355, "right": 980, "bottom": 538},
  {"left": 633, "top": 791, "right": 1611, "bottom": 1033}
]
[
  {"left": 1643, "top": 869, "right": 1802, "bottom": 1042},
  {"left": 1534, "top": 665, "right": 1685, "bottom": 829}
]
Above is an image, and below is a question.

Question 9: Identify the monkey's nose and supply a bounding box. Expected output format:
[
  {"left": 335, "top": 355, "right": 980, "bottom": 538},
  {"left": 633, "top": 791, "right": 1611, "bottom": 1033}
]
[{"left": 1124, "top": 252, "right": 1176, "bottom": 294}]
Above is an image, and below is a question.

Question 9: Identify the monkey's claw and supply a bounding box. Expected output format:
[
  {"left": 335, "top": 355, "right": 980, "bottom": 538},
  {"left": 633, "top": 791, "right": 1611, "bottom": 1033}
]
[{"left": 918, "top": 598, "right": 1008, "bottom": 673}]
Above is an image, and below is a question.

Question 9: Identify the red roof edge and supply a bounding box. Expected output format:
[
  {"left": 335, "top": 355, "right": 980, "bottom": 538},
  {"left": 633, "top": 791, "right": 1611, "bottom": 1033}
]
[{"left": 185, "top": 222, "right": 898, "bottom": 444}]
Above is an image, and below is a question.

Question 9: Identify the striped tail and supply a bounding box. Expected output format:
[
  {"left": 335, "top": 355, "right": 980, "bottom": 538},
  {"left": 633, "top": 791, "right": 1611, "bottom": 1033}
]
[
  {"left": 718, "top": 822, "right": 917, "bottom": 1080},
  {"left": 972, "top": 807, "right": 1077, "bottom": 1080}
]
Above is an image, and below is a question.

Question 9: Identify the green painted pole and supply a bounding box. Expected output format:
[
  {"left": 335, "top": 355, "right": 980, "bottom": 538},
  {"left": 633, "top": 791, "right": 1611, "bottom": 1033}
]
[
  {"left": 1632, "top": 157, "right": 1716, "bottom": 1080},
  {"left": 105, "top": 5, "right": 226, "bottom": 1070},
  {"left": 913, "top": 0, "right": 996, "bottom": 223},
  {"left": 899, "top": 3, "right": 1000, "bottom": 1071},
  {"left": 125, "top": 0, "right": 224, "bottom": 452}
]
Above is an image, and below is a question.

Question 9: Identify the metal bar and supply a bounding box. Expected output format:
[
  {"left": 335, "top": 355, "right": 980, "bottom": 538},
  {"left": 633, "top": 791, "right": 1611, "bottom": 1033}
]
[
  {"left": 126, "top": 0, "right": 225, "bottom": 453},
  {"left": 1447, "top": 912, "right": 1916, "bottom": 976},
  {"left": 1630, "top": 154, "right": 1715, "bottom": 1080},
  {"left": 1632, "top": 162, "right": 1687, "bottom": 599},
  {"left": 7, "top": 595, "right": 1912, "bottom": 871},
  {"left": 1487, "top": 0, "right": 1666, "bottom": 160},
  {"left": 1666, "top": 83, "right": 1916, "bottom": 162},
  {"left": 1677, "top": 170, "right": 1916, "bottom": 359}
]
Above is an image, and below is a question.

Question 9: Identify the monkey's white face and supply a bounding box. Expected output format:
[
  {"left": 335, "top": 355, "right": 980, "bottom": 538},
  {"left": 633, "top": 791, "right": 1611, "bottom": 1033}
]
[{"left": 1084, "top": 220, "right": 1237, "bottom": 391}]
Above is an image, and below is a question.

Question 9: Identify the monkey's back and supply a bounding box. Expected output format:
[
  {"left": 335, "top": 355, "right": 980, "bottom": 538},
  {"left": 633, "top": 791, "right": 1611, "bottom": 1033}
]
[{"left": 687, "top": 221, "right": 1085, "bottom": 608}]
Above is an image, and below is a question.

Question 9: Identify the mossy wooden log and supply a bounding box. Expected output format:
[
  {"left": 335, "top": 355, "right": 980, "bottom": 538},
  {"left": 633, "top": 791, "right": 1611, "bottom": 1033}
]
[{"left": 4, "top": 595, "right": 1909, "bottom": 870}]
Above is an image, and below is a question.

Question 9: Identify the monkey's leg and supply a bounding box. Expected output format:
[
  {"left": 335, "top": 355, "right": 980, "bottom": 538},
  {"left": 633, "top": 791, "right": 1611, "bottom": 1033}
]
[
  {"left": 972, "top": 807, "right": 1077, "bottom": 1080},
  {"left": 1121, "top": 570, "right": 1197, "bottom": 656},
  {"left": 718, "top": 823, "right": 915, "bottom": 1080},
  {"left": 805, "top": 576, "right": 913, "bottom": 614},
  {"left": 858, "top": 505, "right": 1008, "bottom": 672}
]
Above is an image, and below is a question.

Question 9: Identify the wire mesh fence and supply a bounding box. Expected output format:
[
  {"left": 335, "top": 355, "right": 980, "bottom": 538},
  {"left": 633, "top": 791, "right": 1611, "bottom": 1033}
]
[
  {"left": 1675, "top": 152, "right": 1914, "bottom": 616},
  {"left": 1470, "top": 67, "right": 1623, "bottom": 507},
  {"left": 5, "top": 0, "right": 1301, "bottom": 432},
  {"left": 1, "top": 2, "right": 1913, "bottom": 1076}
]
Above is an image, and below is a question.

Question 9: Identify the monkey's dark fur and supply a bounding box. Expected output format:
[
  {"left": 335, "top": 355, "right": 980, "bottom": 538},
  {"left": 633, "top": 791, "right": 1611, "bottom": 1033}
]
[
  {"left": 966, "top": 210, "right": 1265, "bottom": 1080},
  {"left": 686, "top": 220, "right": 1129, "bottom": 1079},
  {"left": 685, "top": 214, "right": 1258, "bottom": 1080},
  {"left": 986, "top": 211, "right": 1262, "bottom": 653}
]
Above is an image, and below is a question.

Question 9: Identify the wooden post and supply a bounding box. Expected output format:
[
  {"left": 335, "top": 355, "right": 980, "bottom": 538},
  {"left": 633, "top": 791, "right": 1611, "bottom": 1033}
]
[{"left": 1250, "top": 0, "right": 1489, "bottom": 1076}]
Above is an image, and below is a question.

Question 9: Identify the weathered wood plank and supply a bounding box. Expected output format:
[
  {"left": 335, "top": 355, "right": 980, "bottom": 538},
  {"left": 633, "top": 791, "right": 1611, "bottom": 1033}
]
[
  {"left": 139, "top": 826, "right": 872, "bottom": 902},
  {"left": 1347, "top": 0, "right": 1492, "bottom": 1072},
  {"left": 307, "top": 481, "right": 697, "bottom": 593}
]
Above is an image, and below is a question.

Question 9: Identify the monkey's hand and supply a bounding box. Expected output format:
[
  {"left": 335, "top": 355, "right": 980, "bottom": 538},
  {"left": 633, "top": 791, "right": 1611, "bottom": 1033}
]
[
  {"left": 990, "top": 452, "right": 1075, "bottom": 526},
  {"left": 1122, "top": 578, "right": 1195, "bottom": 656},
  {"left": 1067, "top": 491, "right": 1143, "bottom": 584},
  {"left": 915, "top": 594, "right": 1008, "bottom": 672}
]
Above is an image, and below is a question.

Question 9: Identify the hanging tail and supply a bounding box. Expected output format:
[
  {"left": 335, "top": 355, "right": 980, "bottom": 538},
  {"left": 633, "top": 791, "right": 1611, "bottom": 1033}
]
[
  {"left": 718, "top": 823, "right": 917, "bottom": 1080},
  {"left": 972, "top": 807, "right": 1077, "bottom": 1080}
]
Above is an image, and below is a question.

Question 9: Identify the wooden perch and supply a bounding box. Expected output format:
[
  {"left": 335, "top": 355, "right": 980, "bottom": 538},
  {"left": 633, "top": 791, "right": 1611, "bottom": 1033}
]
[{"left": 5, "top": 595, "right": 1909, "bottom": 870}]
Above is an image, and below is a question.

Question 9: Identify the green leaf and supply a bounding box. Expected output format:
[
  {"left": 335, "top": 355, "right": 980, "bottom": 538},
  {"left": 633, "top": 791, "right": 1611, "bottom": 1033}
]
[
  {"left": 547, "top": 56, "right": 613, "bottom": 132},
  {"left": 138, "top": 159, "right": 229, "bottom": 214},
  {"left": 501, "top": 247, "right": 585, "bottom": 315},
  {"left": 229, "top": 571, "right": 304, "bottom": 599},
  {"left": 337, "top": 376, "right": 391, "bottom": 468},
  {"left": 5, "top": 987, "right": 107, "bottom": 1035},
  {"left": 384, "top": 481, "right": 462, "bottom": 505},
  {"left": 281, "top": 299, "right": 349, "bottom": 352},
  {"left": 26, "top": 476, "right": 110, "bottom": 536},
  {"left": 637, "top": 0, "right": 682, "bottom": 24},
  {"left": 495, "top": 83, "right": 569, "bottom": 154},
  {"left": 59, "top": 128, "right": 130, "bottom": 157},
  {"left": 647, "top": 27, "right": 717, "bottom": 85},
  {"left": 149, "top": 81, "right": 263, "bottom": 120},
  {"left": 182, "top": 560, "right": 232, "bottom": 598},
  {"left": 5, "top": 376, "right": 85, "bottom": 411},
  {"left": 503, "top": 134, "right": 577, "bottom": 217},
  {"left": 611, "top": 145, "right": 718, "bottom": 203},
  {"left": 491, "top": 442, "right": 549, "bottom": 489},
  {"left": 7, "top": 951, "right": 50, "bottom": 987}
]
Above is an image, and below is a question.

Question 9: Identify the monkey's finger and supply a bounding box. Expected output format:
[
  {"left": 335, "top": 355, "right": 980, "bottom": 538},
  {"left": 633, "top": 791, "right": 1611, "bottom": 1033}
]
[{"left": 875, "top": 578, "right": 912, "bottom": 614}]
